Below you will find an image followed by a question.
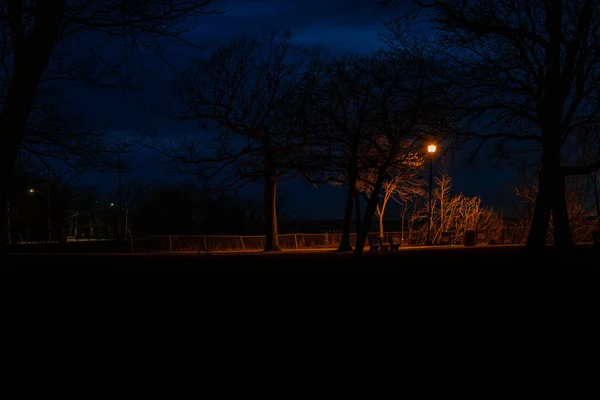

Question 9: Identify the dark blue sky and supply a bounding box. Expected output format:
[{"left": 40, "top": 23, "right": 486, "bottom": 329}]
[{"left": 68, "top": 0, "right": 515, "bottom": 220}]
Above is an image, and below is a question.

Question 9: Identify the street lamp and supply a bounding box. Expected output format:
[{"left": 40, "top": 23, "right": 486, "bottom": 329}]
[
  {"left": 29, "top": 188, "right": 51, "bottom": 243},
  {"left": 110, "top": 202, "right": 130, "bottom": 239},
  {"left": 426, "top": 144, "right": 437, "bottom": 246}
]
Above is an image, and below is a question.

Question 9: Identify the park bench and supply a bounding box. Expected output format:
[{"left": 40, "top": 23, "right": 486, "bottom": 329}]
[
  {"left": 367, "top": 233, "right": 400, "bottom": 252},
  {"left": 440, "top": 231, "right": 452, "bottom": 245}
]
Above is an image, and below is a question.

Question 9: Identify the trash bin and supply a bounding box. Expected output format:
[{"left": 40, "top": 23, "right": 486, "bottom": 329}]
[
  {"left": 440, "top": 231, "right": 452, "bottom": 245},
  {"left": 593, "top": 232, "right": 600, "bottom": 249},
  {"left": 464, "top": 230, "right": 476, "bottom": 246}
]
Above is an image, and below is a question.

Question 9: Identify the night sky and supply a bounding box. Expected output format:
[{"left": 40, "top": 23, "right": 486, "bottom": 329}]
[{"left": 66, "top": 0, "right": 515, "bottom": 220}]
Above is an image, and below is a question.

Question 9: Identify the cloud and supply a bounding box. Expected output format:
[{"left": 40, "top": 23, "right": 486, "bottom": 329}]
[
  {"left": 62, "top": 1, "right": 390, "bottom": 133},
  {"left": 292, "top": 24, "right": 383, "bottom": 54},
  {"left": 192, "top": 0, "right": 386, "bottom": 48},
  {"left": 227, "top": 0, "right": 383, "bottom": 28}
]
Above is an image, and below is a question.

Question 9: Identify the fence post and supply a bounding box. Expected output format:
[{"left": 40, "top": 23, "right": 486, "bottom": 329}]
[
  {"left": 240, "top": 236, "right": 245, "bottom": 251},
  {"left": 169, "top": 236, "right": 173, "bottom": 253},
  {"left": 204, "top": 235, "right": 209, "bottom": 254},
  {"left": 294, "top": 234, "right": 298, "bottom": 249}
]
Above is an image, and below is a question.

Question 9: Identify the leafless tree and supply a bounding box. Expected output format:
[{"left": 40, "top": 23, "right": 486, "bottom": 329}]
[
  {"left": 0, "top": 0, "right": 224, "bottom": 250},
  {"left": 357, "top": 149, "right": 423, "bottom": 237},
  {"left": 511, "top": 164, "right": 598, "bottom": 243},
  {"left": 0, "top": 9, "right": 130, "bottom": 179},
  {"left": 430, "top": 167, "right": 505, "bottom": 244},
  {"left": 384, "top": 0, "right": 600, "bottom": 252},
  {"left": 303, "top": 53, "right": 382, "bottom": 252},
  {"left": 303, "top": 50, "right": 442, "bottom": 257},
  {"left": 350, "top": 53, "right": 443, "bottom": 257},
  {"left": 397, "top": 181, "right": 426, "bottom": 245},
  {"left": 148, "top": 32, "right": 321, "bottom": 251}
]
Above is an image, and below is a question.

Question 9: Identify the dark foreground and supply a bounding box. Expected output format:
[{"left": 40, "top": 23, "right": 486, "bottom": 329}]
[{"left": 2, "top": 244, "right": 598, "bottom": 268}]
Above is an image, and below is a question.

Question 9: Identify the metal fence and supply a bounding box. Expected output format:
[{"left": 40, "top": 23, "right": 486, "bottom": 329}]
[
  {"left": 137, "top": 227, "right": 539, "bottom": 253},
  {"left": 137, "top": 232, "right": 361, "bottom": 253},
  {"left": 11, "top": 226, "right": 595, "bottom": 253}
]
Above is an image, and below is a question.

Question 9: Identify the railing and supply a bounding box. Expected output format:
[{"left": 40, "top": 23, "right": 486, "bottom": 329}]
[
  {"left": 138, "top": 227, "right": 535, "bottom": 253},
  {"left": 10, "top": 226, "right": 596, "bottom": 253},
  {"left": 138, "top": 232, "right": 362, "bottom": 253}
]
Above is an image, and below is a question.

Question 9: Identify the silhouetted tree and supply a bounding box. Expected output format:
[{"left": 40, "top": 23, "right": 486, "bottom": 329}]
[
  {"left": 510, "top": 163, "right": 598, "bottom": 243},
  {"left": 8, "top": 163, "right": 77, "bottom": 243},
  {"left": 386, "top": 0, "right": 600, "bottom": 251},
  {"left": 0, "top": 0, "right": 224, "bottom": 251},
  {"left": 24, "top": 100, "right": 124, "bottom": 173},
  {"left": 357, "top": 152, "right": 424, "bottom": 238},
  {"left": 153, "top": 31, "right": 321, "bottom": 251},
  {"left": 429, "top": 165, "right": 505, "bottom": 244},
  {"left": 303, "top": 53, "right": 379, "bottom": 252},
  {"left": 310, "top": 51, "right": 441, "bottom": 257},
  {"left": 397, "top": 178, "right": 426, "bottom": 245}
]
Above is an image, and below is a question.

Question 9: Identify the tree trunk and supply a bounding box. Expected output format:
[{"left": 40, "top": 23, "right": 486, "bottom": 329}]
[
  {"left": 5, "top": 199, "right": 11, "bottom": 245},
  {"left": 354, "top": 192, "right": 361, "bottom": 239},
  {"left": 400, "top": 203, "right": 407, "bottom": 244},
  {"left": 551, "top": 172, "right": 573, "bottom": 250},
  {"left": 377, "top": 205, "right": 384, "bottom": 238},
  {"left": 263, "top": 149, "right": 281, "bottom": 252},
  {"left": 592, "top": 173, "right": 600, "bottom": 232},
  {"left": 528, "top": 10, "right": 574, "bottom": 253},
  {"left": 337, "top": 170, "right": 357, "bottom": 252},
  {"left": 0, "top": 106, "right": 31, "bottom": 255},
  {"left": 353, "top": 174, "right": 386, "bottom": 258},
  {"left": 409, "top": 200, "right": 418, "bottom": 246},
  {"left": 0, "top": 0, "right": 64, "bottom": 255},
  {"left": 527, "top": 144, "right": 574, "bottom": 252}
]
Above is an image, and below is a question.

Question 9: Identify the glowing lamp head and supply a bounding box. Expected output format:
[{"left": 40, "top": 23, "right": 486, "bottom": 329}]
[
  {"left": 29, "top": 189, "right": 35, "bottom": 193},
  {"left": 427, "top": 144, "right": 437, "bottom": 153},
  {"left": 110, "top": 203, "right": 115, "bottom": 207}
]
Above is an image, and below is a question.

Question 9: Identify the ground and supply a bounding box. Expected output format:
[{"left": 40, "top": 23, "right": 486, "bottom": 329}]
[{"left": 2, "top": 244, "right": 598, "bottom": 268}]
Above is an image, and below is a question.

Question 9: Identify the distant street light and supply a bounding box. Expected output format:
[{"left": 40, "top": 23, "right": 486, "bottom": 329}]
[
  {"left": 95, "top": 200, "right": 132, "bottom": 251},
  {"left": 426, "top": 144, "right": 437, "bottom": 246},
  {"left": 29, "top": 188, "right": 52, "bottom": 242},
  {"left": 110, "top": 202, "right": 130, "bottom": 238}
]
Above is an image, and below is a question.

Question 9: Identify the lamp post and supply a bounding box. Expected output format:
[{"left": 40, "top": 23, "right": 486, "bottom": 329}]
[
  {"left": 95, "top": 200, "right": 128, "bottom": 239},
  {"left": 29, "top": 188, "right": 51, "bottom": 242},
  {"left": 110, "top": 202, "right": 130, "bottom": 239},
  {"left": 426, "top": 144, "right": 437, "bottom": 246},
  {"left": 110, "top": 201, "right": 133, "bottom": 252}
]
